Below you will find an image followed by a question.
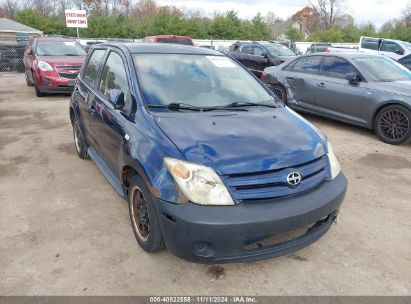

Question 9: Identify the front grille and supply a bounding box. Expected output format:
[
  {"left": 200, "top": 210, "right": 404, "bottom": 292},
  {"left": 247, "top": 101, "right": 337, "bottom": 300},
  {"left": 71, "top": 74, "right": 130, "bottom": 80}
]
[
  {"left": 223, "top": 156, "right": 329, "bottom": 201},
  {"left": 55, "top": 65, "right": 82, "bottom": 70},
  {"left": 58, "top": 72, "right": 78, "bottom": 79}
]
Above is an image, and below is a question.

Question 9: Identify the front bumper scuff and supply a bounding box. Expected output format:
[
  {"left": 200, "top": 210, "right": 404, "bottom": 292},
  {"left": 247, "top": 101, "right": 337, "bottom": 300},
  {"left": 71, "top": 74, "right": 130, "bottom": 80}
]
[{"left": 154, "top": 173, "right": 347, "bottom": 264}]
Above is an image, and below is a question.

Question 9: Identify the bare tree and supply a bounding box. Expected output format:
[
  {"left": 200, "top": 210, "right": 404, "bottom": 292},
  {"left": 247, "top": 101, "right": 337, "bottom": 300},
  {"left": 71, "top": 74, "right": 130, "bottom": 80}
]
[
  {"left": 264, "top": 11, "right": 282, "bottom": 25},
  {"left": 132, "top": 0, "right": 158, "bottom": 20},
  {"left": 402, "top": 1, "right": 411, "bottom": 26},
  {"left": 309, "top": 0, "right": 347, "bottom": 30}
]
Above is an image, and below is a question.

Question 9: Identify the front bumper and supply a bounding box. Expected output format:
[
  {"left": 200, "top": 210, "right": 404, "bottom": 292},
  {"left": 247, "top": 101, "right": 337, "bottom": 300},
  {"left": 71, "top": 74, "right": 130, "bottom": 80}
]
[
  {"left": 36, "top": 71, "right": 77, "bottom": 93},
  {"left": 155, "top": 173, "right": 347, "bottom": 264}
]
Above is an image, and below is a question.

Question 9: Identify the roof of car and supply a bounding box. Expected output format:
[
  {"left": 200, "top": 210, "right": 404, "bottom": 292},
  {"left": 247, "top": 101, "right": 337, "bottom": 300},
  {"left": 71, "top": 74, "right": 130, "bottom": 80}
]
[
  {"left": 100, "top": 42, "right": 223, "bottom": 55},
  {"left": 35, "top": 35, "right": 78, "bottom": 42},
  {"left": 302, "top": 52, "right": 384, "bottom": 59}
]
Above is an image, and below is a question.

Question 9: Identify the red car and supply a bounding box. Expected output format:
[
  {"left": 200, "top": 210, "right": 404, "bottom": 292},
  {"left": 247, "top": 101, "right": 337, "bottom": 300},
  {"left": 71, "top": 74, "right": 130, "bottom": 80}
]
[
  {"left": 142, "top": 35, "right": 193, "bottom": 46},
  {"left": 23, "top": 36, "right": 86, "bottom": 97}
]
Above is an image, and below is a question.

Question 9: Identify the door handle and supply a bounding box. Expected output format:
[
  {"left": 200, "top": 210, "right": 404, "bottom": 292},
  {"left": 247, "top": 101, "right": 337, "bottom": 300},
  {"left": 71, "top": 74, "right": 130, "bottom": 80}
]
[
  {"left": 286, "top": 76, "right": 294, "bottom": 80},
  {"left": 317, "top": 82, "right": 325, "bottom": 88},
  {"left": 89, "top": 104, "right": 96, "bottom": 116}
]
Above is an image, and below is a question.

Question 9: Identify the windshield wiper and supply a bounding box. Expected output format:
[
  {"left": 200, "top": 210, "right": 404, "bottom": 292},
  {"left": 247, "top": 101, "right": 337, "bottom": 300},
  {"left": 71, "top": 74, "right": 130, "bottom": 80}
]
[
  {"left": 147, "top": 103, "right": 202, "bottom": 111},
  {"left": 218, "top": 101, "right": 278, "bottom": 109}
]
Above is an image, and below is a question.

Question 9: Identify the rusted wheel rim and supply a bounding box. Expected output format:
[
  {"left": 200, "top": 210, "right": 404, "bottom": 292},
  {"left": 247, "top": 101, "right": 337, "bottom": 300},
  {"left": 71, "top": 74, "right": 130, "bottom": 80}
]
[
  {"left": 378, "top": 109, "right": 409, "bottom": 142},
  {"left": 131, "top": 187, "right": 149, "bottom": 241}
]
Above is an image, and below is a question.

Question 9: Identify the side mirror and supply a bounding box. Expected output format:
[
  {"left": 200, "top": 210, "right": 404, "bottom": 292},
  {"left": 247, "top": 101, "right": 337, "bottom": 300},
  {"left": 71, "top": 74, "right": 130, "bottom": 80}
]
[
  {"left": 109, "top": 90, "right": 125, "bottom": 109},
  {"left": 262, "top": 52, "right": 269, "bottom": 58},
  {"left": 344, "top": 72, "right": 361, "bottom": 84},
  {"left": 395, "top": 49, "right": 404, "bottom": 55},
  {"left": 26, "top": 49, "right": 34, "bottom": 55}
]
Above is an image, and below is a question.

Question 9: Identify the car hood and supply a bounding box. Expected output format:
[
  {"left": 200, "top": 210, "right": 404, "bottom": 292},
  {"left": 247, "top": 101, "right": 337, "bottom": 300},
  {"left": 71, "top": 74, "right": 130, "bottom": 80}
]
[
  {"left": 154, "top": 107, "right": 326, "bottom": 175},
  {"left": 373, "top": 80, "right": 411, "bottom": 97},
  {"left": 37, "top": 55, "right": 85, "bottom": 66}
]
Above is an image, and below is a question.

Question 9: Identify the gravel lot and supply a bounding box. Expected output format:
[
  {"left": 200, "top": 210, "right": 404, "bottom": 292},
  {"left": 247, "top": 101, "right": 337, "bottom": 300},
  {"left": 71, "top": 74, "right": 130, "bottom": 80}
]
[{"left": 0, "top": 73, "right": 410, "bottom": 296}]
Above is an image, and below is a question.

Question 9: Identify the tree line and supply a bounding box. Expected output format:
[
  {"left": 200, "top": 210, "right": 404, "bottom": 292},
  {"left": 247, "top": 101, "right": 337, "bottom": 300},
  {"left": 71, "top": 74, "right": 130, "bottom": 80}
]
[{"left": 0, "top": 0, "right": 410, "bottom": 42}]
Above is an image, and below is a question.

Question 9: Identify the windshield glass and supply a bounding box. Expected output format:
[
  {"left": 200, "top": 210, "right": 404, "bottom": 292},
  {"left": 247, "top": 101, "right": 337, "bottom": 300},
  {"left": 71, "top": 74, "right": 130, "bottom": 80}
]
[
  {"left": 403, "top": 41, "right": 411, "bottom": 51},
  {"left": 264, "top": 44, "right": 295, "bottom": 56},
  {"left": 156, "top": 38, "right": 193, "bottom": 45},
  {"left": 353, "top": 56, "right": 411, "bottom": 82},
  {"left": 133, "top": 54, "right": 276, "bottom": 109},
  {"left": 36, "top": 41, "right": 86, "bottom": 56}
]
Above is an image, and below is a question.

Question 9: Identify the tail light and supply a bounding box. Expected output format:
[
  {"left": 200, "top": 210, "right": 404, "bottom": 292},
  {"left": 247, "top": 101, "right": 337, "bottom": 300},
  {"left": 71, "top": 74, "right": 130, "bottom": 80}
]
[
  {"left": 324, "top": 48, "right": 332, "bottom": 53},
  {"left": 260, "top": 72, "right": 265, "bottom": 80}
]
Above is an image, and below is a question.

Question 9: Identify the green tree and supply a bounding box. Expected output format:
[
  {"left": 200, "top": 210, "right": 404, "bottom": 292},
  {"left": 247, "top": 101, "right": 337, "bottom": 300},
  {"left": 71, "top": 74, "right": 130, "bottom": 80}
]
[
  {"left": 285, "top": 26, "right": 302, "bottom": 41},
  {"left": 15, "top": 9, "right": 47, "bottom": 33}
]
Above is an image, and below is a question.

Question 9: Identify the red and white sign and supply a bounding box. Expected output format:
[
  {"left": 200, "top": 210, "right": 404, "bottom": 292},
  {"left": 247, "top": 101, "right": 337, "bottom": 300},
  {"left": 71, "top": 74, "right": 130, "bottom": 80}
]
[{"left": 65, "top": 10, "right": 88, "bottom": 28}]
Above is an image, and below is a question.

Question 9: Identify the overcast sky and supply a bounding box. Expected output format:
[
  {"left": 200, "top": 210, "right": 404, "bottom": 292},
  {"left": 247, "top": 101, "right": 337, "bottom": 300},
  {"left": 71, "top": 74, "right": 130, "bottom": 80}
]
[{"left": 157, "top": 0, "right": 407, "bottom": 28}]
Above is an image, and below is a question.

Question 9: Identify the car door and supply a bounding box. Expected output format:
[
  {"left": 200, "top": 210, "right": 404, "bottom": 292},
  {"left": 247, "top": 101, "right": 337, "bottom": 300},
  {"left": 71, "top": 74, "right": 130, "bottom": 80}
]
[
  {"left": 76, "top": 48, "right": 107, "bottom": 149},
  {"left": 314, "top": 56, "right": 366, "bottom": 124},
  {"left": 379, "top": 40, "right": 405, "bottom": 60},
  {"left": 238, "top": 44, "right": 254, "bottom": 69},
  {"left": 24, "top": 38, "right": 35, "bottom": 77},
  {"left": 92, "top": 49, "right": 133, "bottom": 175},
  {"left": 282, "top": 56, "right": 323, "bottom": 109},
  {"left": 252, "top": 45, "right": 269, "bottom": 72}
]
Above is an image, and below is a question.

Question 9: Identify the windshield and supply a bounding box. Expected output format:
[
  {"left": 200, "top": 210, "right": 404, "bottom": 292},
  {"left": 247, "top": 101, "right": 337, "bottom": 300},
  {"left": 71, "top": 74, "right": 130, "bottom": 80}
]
[
  {"left": 403, "top": 41, "right": 411, "bottom": 52},
  {"left": 353, "top": 56, "right": 411, "bottom": 82},
  {"left": 264, "top": 44, "right": 295, "bottom": 56},
  {"left": 156, "top": 38, "right": 193, "bottom": 46},
  {"left": 133, "top": 54, "right": 276, "bottom": 110},
  {"left": 36, "top": 41, "right": 86, "bottom": 56}
]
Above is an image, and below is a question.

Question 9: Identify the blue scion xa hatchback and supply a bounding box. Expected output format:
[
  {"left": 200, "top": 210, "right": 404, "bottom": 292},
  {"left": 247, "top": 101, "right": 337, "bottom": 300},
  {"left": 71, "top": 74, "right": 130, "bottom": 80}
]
[{"left": 69, "top": 43, "right": 347, "bottom": 263}]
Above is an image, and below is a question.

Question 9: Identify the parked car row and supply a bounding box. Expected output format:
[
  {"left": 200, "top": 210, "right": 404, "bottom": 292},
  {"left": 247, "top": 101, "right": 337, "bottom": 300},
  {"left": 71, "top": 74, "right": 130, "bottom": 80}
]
[
  {"left": 262, "top": 53, "right": 411, "bottom": 145},
  {"left": 21, "top": 32, "right": 410, "bottom": 264}
]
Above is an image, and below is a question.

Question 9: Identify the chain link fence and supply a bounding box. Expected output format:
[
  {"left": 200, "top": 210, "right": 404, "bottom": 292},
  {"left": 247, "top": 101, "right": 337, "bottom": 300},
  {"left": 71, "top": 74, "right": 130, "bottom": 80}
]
[{"left": 0, "top": 35, "right": 27, "bottom": 73}]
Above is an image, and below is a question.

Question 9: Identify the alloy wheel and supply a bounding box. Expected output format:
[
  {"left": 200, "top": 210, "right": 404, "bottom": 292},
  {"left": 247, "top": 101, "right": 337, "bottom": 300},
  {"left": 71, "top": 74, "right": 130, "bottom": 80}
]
[{"left": 378, "top": 109, "right": 410, "bottom": 142}]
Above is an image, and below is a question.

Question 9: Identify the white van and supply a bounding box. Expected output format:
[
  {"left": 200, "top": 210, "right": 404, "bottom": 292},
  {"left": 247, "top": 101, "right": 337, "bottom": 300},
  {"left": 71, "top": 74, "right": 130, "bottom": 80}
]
[{"left": 359, "top": 36, "right": 411, "bottom": 60}]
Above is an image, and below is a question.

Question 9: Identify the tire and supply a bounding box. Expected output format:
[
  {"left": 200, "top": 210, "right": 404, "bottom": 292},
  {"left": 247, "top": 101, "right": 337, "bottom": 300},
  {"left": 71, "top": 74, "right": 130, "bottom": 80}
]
[
  {"left": 72, "top": 120, "right": 89, "bottom": 159},
  {"left": 271, "top": 84, "right": 287, "bottom": 104},
  {"left": 25, "top": 71, "right": 33, "bottom": 86},
  {"left": 374, "top": 104, "right": 411, "bottom": 145},
  {"left": 128, "top": 175, "right": 165, "bottom": 253},
  {"left": 33, "top": 76, "right": 45, "bottom": 97}
]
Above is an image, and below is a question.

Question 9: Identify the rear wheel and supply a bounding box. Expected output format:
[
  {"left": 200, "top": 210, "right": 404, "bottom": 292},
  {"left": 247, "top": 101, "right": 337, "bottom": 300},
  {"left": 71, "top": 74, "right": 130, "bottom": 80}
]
[
  {"left": 72, "top": 120, "right": 89, "bottom": 159},
  {"left": 271, "top": 84, "right": 287, "bottom": 104},
  {"left": 129, "top": 175, "right": 164, "bottom": 253},
  {"left": 375, "top": 105, "right": 411, "bottom": 145}
]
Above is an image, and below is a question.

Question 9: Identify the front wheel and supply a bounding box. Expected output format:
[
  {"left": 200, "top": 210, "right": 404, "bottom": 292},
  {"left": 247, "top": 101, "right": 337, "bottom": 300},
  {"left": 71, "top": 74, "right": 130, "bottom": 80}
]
[
  {"left": 374, "top": 105, "right": 411, "bottom": 145},
  {"left": 129, "top": 175, "right": 164, "bottom": 253},
  {"left": 33, "top": 76, "right": 45, "bottom": 97}
]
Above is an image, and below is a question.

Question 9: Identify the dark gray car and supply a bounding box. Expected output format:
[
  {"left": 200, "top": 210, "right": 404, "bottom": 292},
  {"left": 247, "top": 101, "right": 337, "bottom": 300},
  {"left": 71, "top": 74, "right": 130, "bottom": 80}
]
[{"left": 262, "top": 53, "right": 411, "bottom": 145}]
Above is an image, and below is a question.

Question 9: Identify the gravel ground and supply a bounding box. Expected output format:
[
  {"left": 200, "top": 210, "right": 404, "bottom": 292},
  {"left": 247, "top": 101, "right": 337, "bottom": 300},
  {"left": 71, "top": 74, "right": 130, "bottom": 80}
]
[{"left": 0, "top": 73, "right": 410, "bottom": 295}]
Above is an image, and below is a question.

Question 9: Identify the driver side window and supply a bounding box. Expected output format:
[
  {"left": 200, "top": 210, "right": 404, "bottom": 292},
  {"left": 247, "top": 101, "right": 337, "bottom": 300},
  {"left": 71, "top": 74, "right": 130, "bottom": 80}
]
[
  {"left": 99, "top": 51, "right": 131, "bottom": 109},
  {"left": 253, "top": 46, "right": 265, "bottom": 56}
]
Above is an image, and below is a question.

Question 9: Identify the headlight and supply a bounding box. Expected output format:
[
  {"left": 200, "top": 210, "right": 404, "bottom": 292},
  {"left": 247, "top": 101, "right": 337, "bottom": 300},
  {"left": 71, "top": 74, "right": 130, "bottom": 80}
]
[
  {"left": 38, "top": 61, "right": 53, "bottom": 71},
  {"left": 164, "top": 157, "right": 234, "bottom": 206},
  {"left": 327, "top": 142, "right": 341, "bottom": 180}
]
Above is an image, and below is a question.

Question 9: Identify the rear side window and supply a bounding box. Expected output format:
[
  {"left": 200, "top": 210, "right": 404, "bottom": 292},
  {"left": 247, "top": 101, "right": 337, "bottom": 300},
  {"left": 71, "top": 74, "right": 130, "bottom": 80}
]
[
  {"left": 83, "top": 49, "right": 106, "bottom": 86},
  {"left": 321, "top": 57, "right": 357, "bottom": 79},
  {"left": 361, "top": 38, "right": 379, "bottom": 50},
  {"left": 292, "top": 56, "right": 322, "bottom": 74}
]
